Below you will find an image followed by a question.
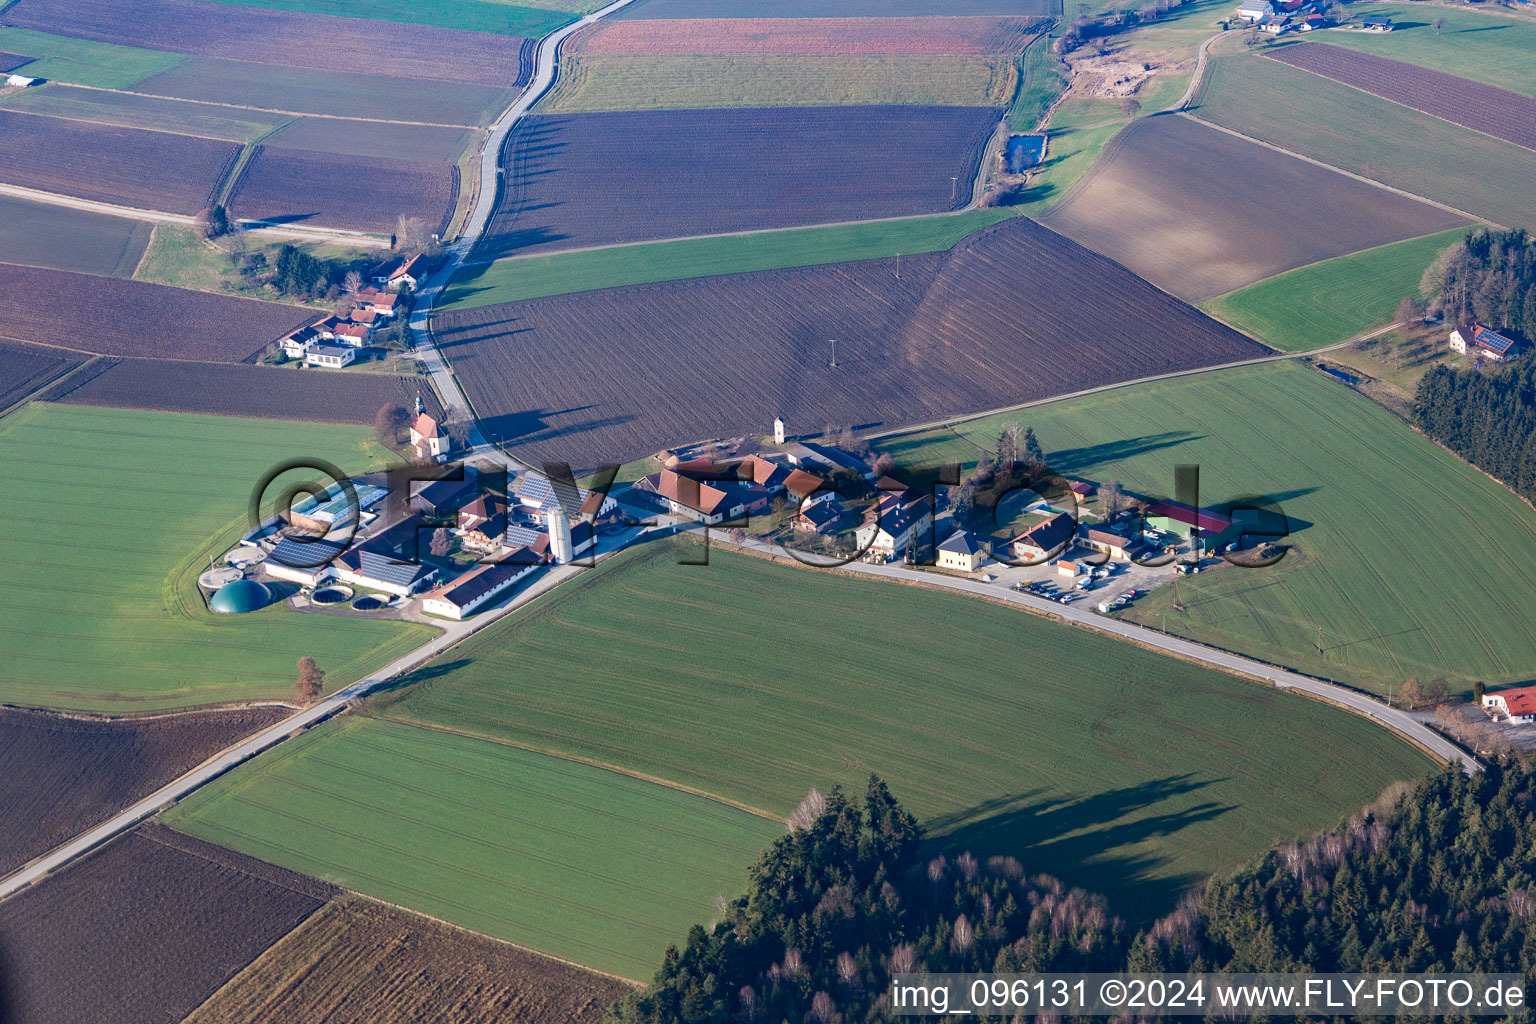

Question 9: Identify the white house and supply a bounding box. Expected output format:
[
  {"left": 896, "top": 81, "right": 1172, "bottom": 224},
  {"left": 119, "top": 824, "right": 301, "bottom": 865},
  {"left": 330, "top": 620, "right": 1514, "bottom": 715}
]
[
  {"left": 1236, "top": 0, "right": 1272, "bottom": 21},
  {"left": 374, "top": 254, "right": 424, "bottom": 291},
  {"left": 305, "top": 343, "right": 356, "bottom": 369},
  {"left": 1483, "top": 686, "right": 1536, "bottom": 723},
  {"left": 936, "top": 531, "right": 990, "bottom": 572},
  {"left": 420, "top": 561, "right": 535, "bottom": 619},
  {"left": 855, "top": 492, "right": 932, "bottom": 558},
  {"left": 1450, "top": 323, "right": 1522, "bottom": 362}
]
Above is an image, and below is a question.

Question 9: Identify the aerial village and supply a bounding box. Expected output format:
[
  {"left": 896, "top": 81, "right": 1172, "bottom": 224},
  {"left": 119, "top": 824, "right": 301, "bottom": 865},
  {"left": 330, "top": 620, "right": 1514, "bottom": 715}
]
[{"left": 273, "top": 254, "right": 425, "bottom": 369}]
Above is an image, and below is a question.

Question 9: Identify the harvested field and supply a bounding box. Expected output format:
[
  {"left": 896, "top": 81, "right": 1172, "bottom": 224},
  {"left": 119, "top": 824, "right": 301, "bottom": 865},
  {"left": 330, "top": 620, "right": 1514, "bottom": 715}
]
[
  {"left": 1194, "top": 54, "right": 1536, "bottom": 231},
  {"left": 183, "top": 899, "right": 631, "bottom": 1024},
  {"left": 0, "top": 109, "right": 240, "bottom": 215},
  {"left": 0, "top": 49, "right": 30, "bottom": 70},
  {"left": 0, "top": 824, "right": 332, "bottom": 1024},
  {"left": 0, "top": 0, "right": 536, "bottom": 86},
  {"left": 615, "top": 0, "right": 1061, "bottom": 17},
  {"left": 263, "top": 117, "right": 476, "bottom": 161},
  {"left": 1266, "top": 42, "right": 1536, "bottom": 153},
  {"left": 0, "top": 339, "right": 84, "bottom": 411},
  {"left": 228, "top": 146, "right": 458, "bottom": 236},
  {"left": 476, "top": 105, "right": 1001, "bottom": 258},
  {"left": 200, "top": 0, "right": 572, "bottom": 37},
  {"left": 0, "top": 193, "right": 152, "bottom": 277},
  {"left": 1310, "top": 6, "right": 1536, "bottom": 98},
  {"left": 0, "top": 264, "right": 314, "bottom": 361},
  {"left": 572, "top": 15, "right": 1040, "bottom": 54},
  {"left": 1037, "top": 114, "right": 1468, "bottom": 302},
  {"left": 0, "top": 83, "right": 288, "bottom": 141},
  {"left": 542, "top": 54, "right": 1017, "bottom": 111},
  {"left": 0, "top": 705, "right": 288, "bottom": 875},
  {"left": 437, "top": 218, "right": 1267, "bottom": 467},
  {"left": 135, "top": 57, "right": 518, "bottom": 125},
  {"left": 50, "top": 357, "right": 444, "bottom": 424}
]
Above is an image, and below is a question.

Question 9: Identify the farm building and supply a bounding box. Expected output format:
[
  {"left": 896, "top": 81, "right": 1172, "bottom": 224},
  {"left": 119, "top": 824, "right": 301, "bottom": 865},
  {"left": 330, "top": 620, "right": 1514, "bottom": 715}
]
[
  {"left": 411, "top": 476, "right": 473, "bottom": 517},
  {"left": 286, "top": 483, "right": 388, "bottom": 534},
  {"left": 334, "top": 542, "right": 437, "bottom": 597},
  {"left": 937, "top": 531, "right": 990, "bottom": 572},
  {"left": 784, "top": 442, "right": 873, "bottom": 480},
  {"left": 1081, "top": 525, "right": 1138, "bottom": 561},
  {"left": 1143, "top": 500, "right": 1236, "bottom": 550},
  {"left": 1482, "top": 686, "right": 1536, "bottom": 723},
  {"left": 1236, "top": 0, "right": 1273, "bottom": 21},
  {"left": 263, "top": 535, "right": 347, "bottom": 587},
  {"left": 855, "top": 491, "right": 933, "bottom": 559},
  {"left": 6, "top": 74, "right": 41, "bottom": 87},
  {"left": 1068, "top": 481, "right": 1096, "bottom": 505},
  {"left": 1361, "top": 15, "right": 1393, "bottom": 30},
  {"left": 514, "top": 470, "right": 615, "bottom": 524},
  {"left": 373, "top": 254, "right": 425, "bottom": 292},
  {"left": 1449, "top": 323, "right": 1523, "bottom": 362},
  {"left": 641, "top": 467, "right": 770, "bottom": 525},
  {"left": 420, "top": 560, "right": 535, "bottom": 620},
  {"left": 1010, "top": 511, "right": 1075, "bottom": 562}
]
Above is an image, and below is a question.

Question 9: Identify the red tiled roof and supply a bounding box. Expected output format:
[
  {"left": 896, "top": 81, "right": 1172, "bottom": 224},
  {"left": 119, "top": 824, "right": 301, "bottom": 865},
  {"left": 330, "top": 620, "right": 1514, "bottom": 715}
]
[
  {"left": 412, "top": 413, "right": 439, "bottom": 439},
  {"left": 653, "top": 469, "right": 732, "bottom": 515},
  {"left": 1491, "top": 686, "right": 1536, "bottom": 717},
  {"left": 784, "top": 468, "right": 827, "bottom": 499}
]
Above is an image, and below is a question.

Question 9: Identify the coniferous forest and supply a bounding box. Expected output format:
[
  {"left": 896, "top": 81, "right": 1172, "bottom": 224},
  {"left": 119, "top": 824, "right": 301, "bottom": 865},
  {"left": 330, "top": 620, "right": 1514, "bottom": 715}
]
[
  {"left": 609, "top": 765, "right": 1536, "bottom": 1024},
  {"left": 1415, "top": 361, "right": 1536, "bottom": 504}
]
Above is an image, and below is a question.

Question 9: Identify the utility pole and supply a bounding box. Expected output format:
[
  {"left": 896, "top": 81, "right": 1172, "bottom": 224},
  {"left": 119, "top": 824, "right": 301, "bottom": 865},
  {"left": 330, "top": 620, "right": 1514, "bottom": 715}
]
[
  {"left": 950, "top": 176, "right": 959, "bottom": 202},
  {"left": 829, "top": 339, "right": 838, "bottom": 369},
  {"left": 895, "top": 252, "right": 901, "bottom": 279}
]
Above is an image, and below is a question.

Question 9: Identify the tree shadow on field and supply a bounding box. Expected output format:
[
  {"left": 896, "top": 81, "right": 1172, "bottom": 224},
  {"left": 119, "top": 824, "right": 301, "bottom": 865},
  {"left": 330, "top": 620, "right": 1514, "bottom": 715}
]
[
  {"left": 359, "top": 657, "right": 472, "bottom": 712},
  {"left": 248, "top": 211, "right": 320, "bottom": 226},
  {"left": 929, "top": 774, "right": 1235, "bottom": 921},
  {"left": 1046, "top": 431, "right": 1201, "bottom": 476},
  {"left": 474, "top": 225, "right": 572, "bottom": 261}
]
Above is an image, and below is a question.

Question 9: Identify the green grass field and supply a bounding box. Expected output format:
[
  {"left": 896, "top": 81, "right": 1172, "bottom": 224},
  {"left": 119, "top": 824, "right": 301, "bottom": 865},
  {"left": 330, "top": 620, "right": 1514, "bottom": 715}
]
[
  {"left": 0, "top": 404, "right": 434, "bottom": 711},
  {"left": 163, "top": 716, "right": 780, "bottom": 979},
  {"left": 0, "top": 84, "right": 289, "bottom": 142},
  {"left": 1193, "top": 54, "right": 1536, "bottom": 229},
  {"left": 364, "top": 538, "right": 1432, "bottom": 919},
  {"left": 1203, "top": 226, "right": 1474, "bottom": 351},
  {"left": 881, "top": 361, "right": 1536, "bottom": 694},
  {"left": 1007, "top": 120, "right": 1125, "bottom": 217},
  {"left": 1314, "top": 6, "right": 1536, "bottom": 97},
  {"left": 1008, "top": 32, "right": 1068, "bottom": 131},
  {"left": 541, "top": 54, "right": 1016, "bottom": 112},
  {"left": 0, "top": 194, "right": 152, "bottom": 277},
  {"left": 0, "top": 27, "right": 186, "bottom": 88},
  {"left": 134, "top": 225, "right": 369, "bottom": 300},
  {"left": 441, "top": 208, "right": 1011, "bottom": 308},
  {"left": 197, "top": 0, "right": 574, "bottom": 35}
]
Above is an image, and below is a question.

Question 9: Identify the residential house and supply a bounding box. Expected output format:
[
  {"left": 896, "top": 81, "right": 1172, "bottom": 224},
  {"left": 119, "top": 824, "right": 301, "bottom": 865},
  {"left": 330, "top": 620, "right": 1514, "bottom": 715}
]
[
  {"left": 1010, "top": 511, "right": 1076, "bottom": 562},
  {"left": 373, "top": 254, "right": 425, "bottom": 291},
  {"left": 333, "top": 322, "right": 371, "bottom": 347},
  {"left": 420, "top": 560, "right": 536, "bottom": 620},
  {"left": 855, "top": 491, "right": 933, "bottom": 559},
  {"left": 514, "top": 471, "right": 615, "bottom": 524},
  {"left": 1483, "top": 686, "right": 1536, "bottom": 723},
  {"left": 1258, "top": 12, "right": 1290, "bottom": 32},
  {"left": 305, "top": 343, "right": 356, "bottom": 369},
  {"left": 1449, "top": 323, "right": 1523, "bottom": 362},
  {"left": 790, "top": 493, "right": 845, "bottom": 536},
  {"left": 936, "top": 531, "right": 990, "bottom": 572},
  {"left": 357, "top": 289, "right": 400, "bottom": 318},
  {"left": 644, "top": 468, "right": 768, "bottom": 525}
]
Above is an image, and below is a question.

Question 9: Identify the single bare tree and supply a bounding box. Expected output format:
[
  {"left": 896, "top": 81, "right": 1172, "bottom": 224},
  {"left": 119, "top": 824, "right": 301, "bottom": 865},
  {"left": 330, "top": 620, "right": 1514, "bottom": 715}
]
[
  {"left": 429, "top": 527, "right": 453, "bottom": 559},
  {"left": 343, "top": 269, "right": 363, "bottom": 296},
  {"left": 295, "top": 656, "right": 325, "bottom": 703},
  {"left": 787, "top": 788, "right": 827, "bottom": 831}
]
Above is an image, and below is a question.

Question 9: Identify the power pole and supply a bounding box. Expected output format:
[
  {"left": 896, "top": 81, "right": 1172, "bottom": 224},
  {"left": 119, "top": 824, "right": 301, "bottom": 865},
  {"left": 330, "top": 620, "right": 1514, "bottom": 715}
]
[
  {"left": 829, "top": 339, "right": 838, "bottom": 369},
  {"left": 950, "top": 176, "right": 959, "bottom": 202}
]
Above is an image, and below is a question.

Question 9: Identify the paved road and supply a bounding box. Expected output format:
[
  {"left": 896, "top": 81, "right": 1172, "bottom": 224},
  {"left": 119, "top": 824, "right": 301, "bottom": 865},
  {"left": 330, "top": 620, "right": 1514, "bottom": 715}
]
[
  {"left": 408, "top": 0, "right": 642, "bottom": 445},
  {"left": 0, "top": 183, "right": 392, "bottom": 248},
  {"left": 703, "top": 527, "right": 1476, "bottom": 773}
]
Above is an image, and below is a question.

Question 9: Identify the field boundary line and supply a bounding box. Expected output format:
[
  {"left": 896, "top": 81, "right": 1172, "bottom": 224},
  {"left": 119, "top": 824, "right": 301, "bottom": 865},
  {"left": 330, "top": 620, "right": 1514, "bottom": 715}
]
[
  {"left": 1178, "top": 111, "right": 1503, "bottom": 229},
  {"left": 47, "top": 81, "right": 481, "bottom": 129},
  {"left": 0, "top": 353, "right": 101, "bottom": 420},
  {"left": 0, "top": 99, "right": 258, "bottom": 144},
  {"left": 361, "top": 712, "right": 784, "bottom": 823}
]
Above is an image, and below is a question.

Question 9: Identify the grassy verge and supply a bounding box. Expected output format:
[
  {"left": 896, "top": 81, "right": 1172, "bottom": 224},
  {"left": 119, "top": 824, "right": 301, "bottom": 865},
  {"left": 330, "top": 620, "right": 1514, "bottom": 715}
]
[
  {"left": 363, "top": 536, "right": 1432, "bottom": 920},
  {"left": 163, "top": 716, "right": 780, "bottom": 980},
  {"left": 0, "top": 403, "right": 434, "bottom": 711},
  {"left": 440, "top": 209, "right": 1011, "bottom": 309},
  {"left": 876, "top": 360, "right": 1536, "bottom": 694},
  {"left": 1202, "top": 226, "right": 1475, "bottom": 351}
]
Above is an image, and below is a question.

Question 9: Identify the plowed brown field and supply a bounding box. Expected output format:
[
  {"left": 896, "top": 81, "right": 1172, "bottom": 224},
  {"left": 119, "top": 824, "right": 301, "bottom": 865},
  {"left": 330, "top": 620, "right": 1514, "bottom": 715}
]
[
  {"left": 437, "top": 218, "right": 1267, "bottom": 468},
  {"left": 572, "top": 15, "right": 1040, "bottom": 54}
]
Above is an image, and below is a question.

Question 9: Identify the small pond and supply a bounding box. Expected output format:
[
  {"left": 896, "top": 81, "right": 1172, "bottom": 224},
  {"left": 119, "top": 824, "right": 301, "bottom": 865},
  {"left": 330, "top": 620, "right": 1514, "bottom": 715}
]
[
  {"left": 352, "top": 595, "right": 386, "bottom": 611},
  {"left": 1004, "top": 133, "right": 1046, "bottom": 173}
]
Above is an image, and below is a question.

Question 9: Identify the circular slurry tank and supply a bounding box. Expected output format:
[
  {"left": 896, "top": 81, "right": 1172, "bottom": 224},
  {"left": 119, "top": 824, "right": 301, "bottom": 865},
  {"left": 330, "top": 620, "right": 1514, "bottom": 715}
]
[
  {"left": 199, "top": 566, "right": 243, "bottom": 590},
  {"left": 210, "top": 578, "right": 272, "bottom": 614},
  {"left": 351, "top": 595, "right": 385, "bottom": 612},
  {"left": 310, "top": 585, "right": 354, "bottom": 605}
]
